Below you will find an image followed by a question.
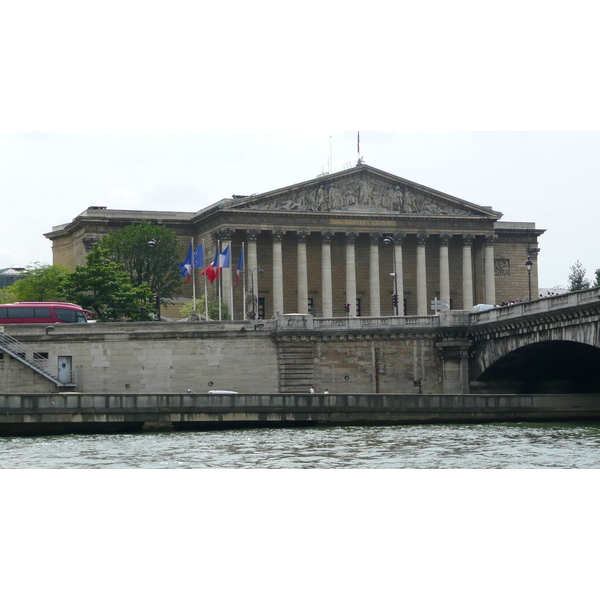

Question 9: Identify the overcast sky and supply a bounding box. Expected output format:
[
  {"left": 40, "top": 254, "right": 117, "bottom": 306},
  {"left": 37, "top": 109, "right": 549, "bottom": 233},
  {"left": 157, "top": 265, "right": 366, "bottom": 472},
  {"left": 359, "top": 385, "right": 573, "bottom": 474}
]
[{"left": 1, "top": 130, "right": 599, "bottom": 289}]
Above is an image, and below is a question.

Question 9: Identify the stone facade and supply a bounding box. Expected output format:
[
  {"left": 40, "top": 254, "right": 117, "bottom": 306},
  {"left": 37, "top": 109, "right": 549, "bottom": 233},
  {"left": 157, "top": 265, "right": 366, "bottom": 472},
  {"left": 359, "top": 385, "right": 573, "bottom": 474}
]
[{"left": 45, "top": 164, "right": 544, "bottom": 318}]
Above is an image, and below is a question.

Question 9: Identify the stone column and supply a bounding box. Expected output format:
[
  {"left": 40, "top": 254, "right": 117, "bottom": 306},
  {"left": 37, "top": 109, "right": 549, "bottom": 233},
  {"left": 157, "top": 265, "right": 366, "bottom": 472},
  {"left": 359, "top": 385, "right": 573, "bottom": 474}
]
[
  {"left": 416, "top": 233, "right": 428, "bottom": 315},
  {"left": 321, "top": 231, "right": 334, "bottom": 318},
  {"left": 345, "top": 232, "right": 358, "bottom": 317},
  {"left": 439, "top": 234, "right": 452, "bottom": 305},
  {"left": 484, "top": 235, "right": 496, "bottom": 305},
  {"left": 462, "top": 234, "right": 474, "bottom": 310},
  {"left": 219, "top": 230, "right": 233, "bottom": 319},
  {"left": 272, "top": 230, "right": 285, "bottom": 316},
  {"left": 246, "top": 230, "right": 258, "bottom": 319},
  {"left": 369, "top": 233, "right": 382, "bottom": 317},
  {"left": 395, "top": 234, "right": 405, "bottom": 316},
  {"left": 297, "top": 231, "right": 309, "bottom": 314}
]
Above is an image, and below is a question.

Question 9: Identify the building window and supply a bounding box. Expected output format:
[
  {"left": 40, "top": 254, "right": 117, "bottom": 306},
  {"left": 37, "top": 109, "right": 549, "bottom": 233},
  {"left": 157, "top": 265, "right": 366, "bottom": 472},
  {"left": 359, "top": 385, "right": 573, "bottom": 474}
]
[
  {"left": 258, "top": 298, "right": 265, "bottom": 320},
  {"left": 308, "top": 297, "right": 315, "bottom": 316},
  {"left": 356, "top": 298, "right": 362, "bottom": 317}
]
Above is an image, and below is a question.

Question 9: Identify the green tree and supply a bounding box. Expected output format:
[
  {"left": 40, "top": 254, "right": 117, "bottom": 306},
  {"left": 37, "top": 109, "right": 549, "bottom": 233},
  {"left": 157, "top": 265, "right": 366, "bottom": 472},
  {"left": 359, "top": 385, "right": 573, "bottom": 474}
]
[
  {"left": 568, "top": 260, "right": 591, "bottom": 291},
  {"left": 59, "top": 246, "right": 154, "bottom": 322},
  {"left": 594, "top": 269, "right": 600, "bottom": 288},
  {"left": 99, "top": 223, "right": 184, "bottom": 310},
  {"left": 0, "top": 286, "right": 15, "bottom": 303},
  {"left": 9, "top": 263, "right": 71, "bottom": 301},
  {"left": 179, "top": 295, "right": 230, "bottom": 321}
]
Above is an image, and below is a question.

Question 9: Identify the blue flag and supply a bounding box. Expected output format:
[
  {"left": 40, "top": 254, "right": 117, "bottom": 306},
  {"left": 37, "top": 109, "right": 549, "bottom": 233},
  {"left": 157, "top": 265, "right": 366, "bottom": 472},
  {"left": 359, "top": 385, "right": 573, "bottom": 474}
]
[{"left": 179, "top": 242, "right": 194, "bottom": 281}]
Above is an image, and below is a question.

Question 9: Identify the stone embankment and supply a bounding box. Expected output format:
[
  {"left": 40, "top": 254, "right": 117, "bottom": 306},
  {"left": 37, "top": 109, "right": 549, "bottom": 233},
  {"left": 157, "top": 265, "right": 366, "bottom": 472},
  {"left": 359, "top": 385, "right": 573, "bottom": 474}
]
[{"left": 1, "top": 392, "right": 599, "bottom": 436}]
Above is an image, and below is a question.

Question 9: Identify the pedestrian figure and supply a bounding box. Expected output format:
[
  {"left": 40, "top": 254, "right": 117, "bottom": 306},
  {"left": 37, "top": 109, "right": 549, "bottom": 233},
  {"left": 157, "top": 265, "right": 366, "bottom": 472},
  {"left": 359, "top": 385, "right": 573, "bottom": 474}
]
[
  {"left": 324, "top": 389, "right": 329, "bottom": 394},
  {"left": 309, "top": 386, "right": 315, "bottom": 393}
]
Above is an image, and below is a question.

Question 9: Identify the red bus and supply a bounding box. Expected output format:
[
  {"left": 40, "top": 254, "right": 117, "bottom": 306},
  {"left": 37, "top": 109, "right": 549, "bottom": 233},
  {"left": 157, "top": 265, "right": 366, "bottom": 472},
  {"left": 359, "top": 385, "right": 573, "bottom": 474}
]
[{"left": 0, "top": 302, "right": 93, "bottom": 324}]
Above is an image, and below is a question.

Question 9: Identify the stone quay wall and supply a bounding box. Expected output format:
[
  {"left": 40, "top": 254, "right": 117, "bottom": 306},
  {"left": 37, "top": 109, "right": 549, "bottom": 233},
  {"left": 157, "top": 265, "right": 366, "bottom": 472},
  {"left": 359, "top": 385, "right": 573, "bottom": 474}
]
[
  {"left": 1, "top": 393, "right": 599, "bottom": 436},
  {"left": 0, "top": 316, "right": 463, "bottom": 396}
]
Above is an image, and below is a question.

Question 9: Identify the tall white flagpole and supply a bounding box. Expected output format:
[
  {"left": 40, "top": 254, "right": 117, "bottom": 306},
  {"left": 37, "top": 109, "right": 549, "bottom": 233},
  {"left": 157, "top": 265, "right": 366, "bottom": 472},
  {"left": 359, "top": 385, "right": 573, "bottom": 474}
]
[
  {"left": 230, "top": 245, "right": 234, "bottom": 321},
  {"left": 242, "top": 242, "right": 246, "bottom": 320},
  {"left": 203, "top": 238, "right": 208, "bottom": 320},
  {"left": 218, "top": 240, "right": 222, "bottom": 321},
  {"left": 191, "top": 236, "right": 196, "bottom": 315}
]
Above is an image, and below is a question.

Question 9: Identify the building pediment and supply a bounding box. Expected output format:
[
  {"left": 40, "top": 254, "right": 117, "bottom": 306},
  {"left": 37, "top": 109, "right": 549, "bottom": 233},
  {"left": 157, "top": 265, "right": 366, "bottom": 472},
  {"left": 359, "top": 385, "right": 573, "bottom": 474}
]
[{"left": 222, "top": 165, "right": 501, "bottom": 219}]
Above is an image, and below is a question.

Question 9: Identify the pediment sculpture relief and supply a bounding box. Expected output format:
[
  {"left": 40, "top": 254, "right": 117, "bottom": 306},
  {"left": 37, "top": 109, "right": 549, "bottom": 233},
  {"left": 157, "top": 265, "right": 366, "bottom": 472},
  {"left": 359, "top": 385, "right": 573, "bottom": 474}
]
[{"left": 247, "top": 176, "right": 471, "bottom": 216}]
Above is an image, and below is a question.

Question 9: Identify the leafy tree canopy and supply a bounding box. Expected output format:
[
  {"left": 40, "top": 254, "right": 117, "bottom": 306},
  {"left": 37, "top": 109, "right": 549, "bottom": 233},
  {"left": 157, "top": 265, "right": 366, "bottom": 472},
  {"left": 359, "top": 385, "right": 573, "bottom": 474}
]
[
  {"left": 9, "top": 263, "right": 71, "bottom": 301},
  {"left": 568, "top": 260, "right": 591, "bottom": 291},
  {"left": 59, "top": 246, "right": 155, "bottom": 322},
  {"left": 595, "top": 269, "right": 600, "bottom": 288},
  {"left": 98, "top": 223, "right": 184, "bottom": 308}
]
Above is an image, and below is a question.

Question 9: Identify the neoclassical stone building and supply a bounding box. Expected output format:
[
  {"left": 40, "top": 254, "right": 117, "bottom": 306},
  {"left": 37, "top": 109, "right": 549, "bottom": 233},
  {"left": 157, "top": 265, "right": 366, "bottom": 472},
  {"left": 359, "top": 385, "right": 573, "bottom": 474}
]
[{"left": 46, "top": 164, "right": 544, "bottom": 318}]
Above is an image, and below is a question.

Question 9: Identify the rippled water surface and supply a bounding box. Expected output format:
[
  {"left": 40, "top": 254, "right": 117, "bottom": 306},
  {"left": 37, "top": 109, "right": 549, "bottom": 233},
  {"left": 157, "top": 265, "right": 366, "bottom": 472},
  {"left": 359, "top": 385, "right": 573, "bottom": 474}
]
[{"left": 2, "top": 422, "right": 600, "bottom": 468}]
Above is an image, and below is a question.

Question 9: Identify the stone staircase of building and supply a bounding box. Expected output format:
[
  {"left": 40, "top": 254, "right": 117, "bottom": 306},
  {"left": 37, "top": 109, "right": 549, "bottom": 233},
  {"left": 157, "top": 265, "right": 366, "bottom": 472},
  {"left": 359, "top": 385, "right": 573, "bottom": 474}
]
[
  {"left": 275, "top": 338, "right": 315, "bottom": 393},
  {"left": 0, "top": 331, "right": 76, "bottom": 388}
]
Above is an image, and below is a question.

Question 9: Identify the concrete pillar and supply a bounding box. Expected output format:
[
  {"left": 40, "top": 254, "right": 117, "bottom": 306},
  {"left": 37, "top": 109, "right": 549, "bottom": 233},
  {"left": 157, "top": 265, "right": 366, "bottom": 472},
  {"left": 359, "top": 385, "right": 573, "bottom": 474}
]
[
  {"left": 462, "top": 235, "right": 474, "bottom": 310},
  {"left": 297, "top": 231, "right": 309, "bottom": 314},
  {"left": 438, "top": 340, "right": 473, "bottom": 394},
  {"left": 345, "top": 232, "right": 358, "bottom": 317},
  {"left": 439, "top": 234, "right": 451, "bottom": 306},
  {"left": 321, "top": 231, "right": 333, "bottom": 318},
  {"left": 416, "top": 233, "right": 428, "bottom": 315},
  {"left": 484, "top": 235, "right": 496, "bottom": 305},
  {"left": 369, "top": 233, "right": 382, "bottom": 316},
  {"left": 272, "top": 231, "right": 284, "bottom": 316}
]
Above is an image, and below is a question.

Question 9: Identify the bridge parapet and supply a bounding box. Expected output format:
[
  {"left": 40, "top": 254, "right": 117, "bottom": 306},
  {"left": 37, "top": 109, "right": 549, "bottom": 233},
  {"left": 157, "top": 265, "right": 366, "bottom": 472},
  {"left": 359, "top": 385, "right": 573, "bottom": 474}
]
[{"left": 470, "top": 287, "right": 600, "bottom": 325}]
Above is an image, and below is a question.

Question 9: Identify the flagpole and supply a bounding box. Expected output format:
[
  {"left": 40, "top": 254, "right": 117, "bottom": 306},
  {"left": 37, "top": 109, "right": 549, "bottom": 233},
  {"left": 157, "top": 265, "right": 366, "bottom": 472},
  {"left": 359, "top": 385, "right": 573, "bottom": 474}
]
[
  {"left": 191, "top": 236, "right": 196, "bottom": 315},
  {"left": 242, "top": 242, "right": 246, "bottom": 320},
  {"left": 230, "top": 246, "right": 234, "bottom": 321},
  {"left": 218, "top": 240, "right": 222, "bottom": 321},
  {"left": 203, "top": 238, "right": 208, "bottom": 320}
]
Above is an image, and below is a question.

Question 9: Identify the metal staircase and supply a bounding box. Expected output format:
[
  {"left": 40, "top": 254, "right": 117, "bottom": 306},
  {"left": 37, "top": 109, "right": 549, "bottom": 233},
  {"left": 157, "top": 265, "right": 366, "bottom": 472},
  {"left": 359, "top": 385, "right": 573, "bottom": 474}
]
[{"left": 0, "top": 330, "right": 76, "bottom": 388}]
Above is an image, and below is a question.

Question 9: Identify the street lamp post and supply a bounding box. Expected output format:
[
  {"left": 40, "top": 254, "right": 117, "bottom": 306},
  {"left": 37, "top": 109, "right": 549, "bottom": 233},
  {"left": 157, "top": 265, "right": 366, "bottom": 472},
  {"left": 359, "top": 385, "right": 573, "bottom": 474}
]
[
  {"left": 243, "top": 266, "right": 263, "bottom": 319},
  {"left": 384, "top": 236, "right": 399, "bottom": 316},
  {"left": 525, "top": 256, "right": 533, "bottom": 301},
  {"left": 148, "top": 238, "right": 161, "bottom": 321}
]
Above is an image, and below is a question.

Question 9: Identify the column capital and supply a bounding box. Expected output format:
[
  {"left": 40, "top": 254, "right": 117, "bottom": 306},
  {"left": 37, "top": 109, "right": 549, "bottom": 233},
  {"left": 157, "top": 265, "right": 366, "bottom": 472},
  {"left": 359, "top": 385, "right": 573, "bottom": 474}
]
[
  {"left": 345, "top": 231, "right": 359, "bottom": 244},
  {"left": 216, "top": 228, "right": 234, "bottom": 243},
  {"left": 462, "top": 234, "right": 475, "bottom": 246},
  {"left": 439, "top": 233, "right": 452, "bottom": 246},
  {"left": 297, "top": 230, "right": 311, "bottom": 243},
  {"left": 484, "top": 234, "right": 497, "bottom": 246},
  {"left": 528, "top": 247, "right": 540, "bottom": 260},
  {"left": 321, "top": 231, "right": 334, "bottom": 244},
  {"left": 370, "top": 232, "right": 382, "bottom": 245},
  {"left": 416, "top": 233, "right": 429, "bottom": 246},
  {"left": 246, "top": 229, "right": 260, "bottom": 243},
  {"left": 272, "top": 230, "right": 285, "bottom": 243}
]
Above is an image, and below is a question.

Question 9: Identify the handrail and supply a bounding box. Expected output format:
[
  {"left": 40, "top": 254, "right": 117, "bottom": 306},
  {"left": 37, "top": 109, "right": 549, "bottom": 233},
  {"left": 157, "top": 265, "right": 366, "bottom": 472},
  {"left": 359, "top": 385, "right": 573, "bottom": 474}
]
[{"left": 0, "top": 332, "right": 76, "bottom": 386}]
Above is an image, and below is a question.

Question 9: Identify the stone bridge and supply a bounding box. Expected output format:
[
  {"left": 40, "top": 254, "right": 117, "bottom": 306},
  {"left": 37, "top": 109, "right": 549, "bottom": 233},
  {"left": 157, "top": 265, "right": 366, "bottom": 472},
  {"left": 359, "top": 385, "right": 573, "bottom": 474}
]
[{"left": 467, "top": 288, "right": 600, "bottom": 393}]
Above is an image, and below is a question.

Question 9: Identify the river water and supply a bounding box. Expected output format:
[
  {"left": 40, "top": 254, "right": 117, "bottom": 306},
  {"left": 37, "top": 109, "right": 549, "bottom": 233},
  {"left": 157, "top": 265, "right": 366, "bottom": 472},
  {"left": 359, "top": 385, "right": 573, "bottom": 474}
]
[{"left": 2, "top": 421, "right": 600, "bottom": 468}]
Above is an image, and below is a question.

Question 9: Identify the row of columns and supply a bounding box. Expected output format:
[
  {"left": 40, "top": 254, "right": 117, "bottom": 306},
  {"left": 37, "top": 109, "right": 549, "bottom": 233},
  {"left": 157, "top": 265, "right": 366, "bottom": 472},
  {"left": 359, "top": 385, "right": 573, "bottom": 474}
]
[{"left": 225, "top": 230, "right": 496, "bottom": 318}]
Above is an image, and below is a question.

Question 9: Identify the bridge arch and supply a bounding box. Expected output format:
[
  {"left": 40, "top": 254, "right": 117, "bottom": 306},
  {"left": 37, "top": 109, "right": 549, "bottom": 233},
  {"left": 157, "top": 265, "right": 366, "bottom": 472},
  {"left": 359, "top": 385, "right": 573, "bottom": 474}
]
[{"left": 475, "top": 340, "right": 600, "bottom": 393}]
